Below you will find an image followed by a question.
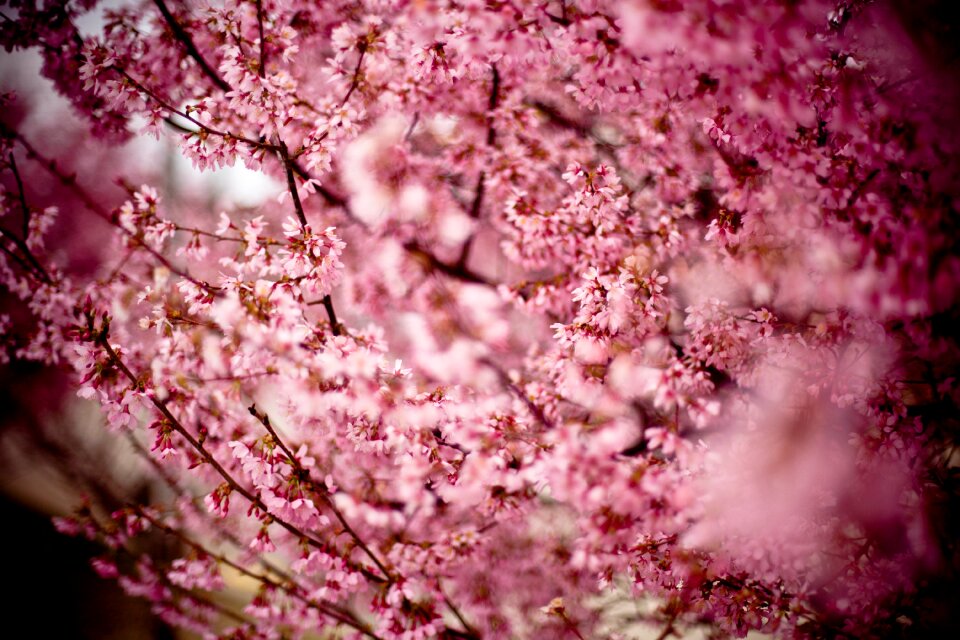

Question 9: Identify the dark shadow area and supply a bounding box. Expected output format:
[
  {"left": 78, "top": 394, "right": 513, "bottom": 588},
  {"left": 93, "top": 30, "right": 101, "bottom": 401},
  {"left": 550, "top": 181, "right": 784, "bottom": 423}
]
[{"left": 0, "top": 494, "right": 175, "bottom": 639}]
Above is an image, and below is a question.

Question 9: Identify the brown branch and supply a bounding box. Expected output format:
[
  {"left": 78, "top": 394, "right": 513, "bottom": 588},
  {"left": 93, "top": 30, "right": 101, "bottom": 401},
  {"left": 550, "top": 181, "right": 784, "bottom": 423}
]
[
  {"left": 289, "top": 159, "right": 348, "bottom": 208},
  {"left": 405, "top": 112, "right": 420, "bottom": 141},
  {"left": 87, "top": 513, "right": 257, "bottom": 627},
  {"left": 170, "top": 584, "right": 253, "bottom": 627},
  {"left": 8, "top": 152, "right": 29, "bottom": 238},
  {"left": 0, "top": 157, "right": 52, "bottom": 284},
  {"left": 85, "top": 508, "right": 255, "bottom": 628},
  {"left": 116, "top": 68, "right": 274, "bottom": 151},
  {"left": 0, "top": 237, "right": 44, "bottom": 281},
  {"left": 285, "top": 160, "right": 492, "bottom": 286},
  {"left": 442, "top": 630, "right": 481, "bottom": 640},
  {"left": 440, "top": 587, "right": 479, "bottom": 640},
  {"left": 186, "top": 371, "right": 276, "bottom": 383},
  {"left": 278, "top": 141, "right": 343, "bottom": 334},
  {"left": 322, "top": 294, "right": 342, "bottom": 335},
  {"left": 0, "top": 226, "right": 52, "bottom": 284},
  {"left": 487, "top": 63, "right": 500, "bottom": 146},
  {"left": 162, "top": 116, "right": 195, "bottom": 135},
  {"left": 124, "top": 431, "right": 329, "bottom": 602},
  {"left": 248, "top": 404, "right": 392, "bottom": 582},
  {"left": 840, "top": 168, "right": 880, "bottom": 216},
  {"left": 526, "top": 97, "right": 628, "bottom": 166},
  {"left": 278, "top": 141, "right": 308, "bottom": 227},
  {"left": 654, "top": 610, "right": 679, "bottom": 640},
  {"left": 339, "top": 42, "right": 368, "bottom": 108},
  {"left": 714, "top": 143, "right": 763, "bottom": 182},
  {"left": 527, "top": 99, "right": 592, "bottom": 139},
  {"left": 3, "top": 125, "right": 219, "bottom": 294},
  {"left": 1, "top": 127, "right": 106, "bottom": 221},
  {"left": 152, "top": 0, "right": 231, "bottom": 92},
  {"left": 135, "top": 506, "right": 379, "bottom": 638},
  {"left": 455, "top": 171, "right": 485, "bottom": 270},
  {"left": 405, "top": 241, "right": 493, "bottom": 286},
  {"left": 94, "top": 327, "right": 386, "bottom": 584},
  {"left": 457, "top": 64, "right": 500, "bottom": 267},
  {"left": 286, "top": 149, "right": 493, "bottom": 289},
  {"left": 2, "top": 151, "right": 53, "bottom": 282},
  {"left": 256, "top": 0, "right": 267, "bottom": 78},
  {"left": 172, "top": 223, "right": 282, "bottom": 246},
  {"left": 247, "top": 404, "right": 299, "bottom": 469},
  {"left": 559, "top": 611, "right": 586, "bottom": 640},
  {"left": 468, "top": 172, "right": 486, "bottom": 222},
  {"left": 545, "top": 0, "right": 572, "bottom": 25},
  {"left": 480, "top": 357, "right": 554, "bottom": 431}
]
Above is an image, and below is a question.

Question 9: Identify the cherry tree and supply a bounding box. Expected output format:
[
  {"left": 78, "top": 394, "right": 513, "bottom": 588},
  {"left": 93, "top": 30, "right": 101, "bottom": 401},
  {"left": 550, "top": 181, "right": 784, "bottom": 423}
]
[{"left": 1, "top": 0, "right": 958, "bottom": 638}]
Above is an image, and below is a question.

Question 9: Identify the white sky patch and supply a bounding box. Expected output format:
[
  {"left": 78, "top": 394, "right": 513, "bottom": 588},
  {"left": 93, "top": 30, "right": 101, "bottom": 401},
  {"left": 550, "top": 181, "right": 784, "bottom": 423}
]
[{"left": 208, "top": 164, "right": 279, "bottom": 209}]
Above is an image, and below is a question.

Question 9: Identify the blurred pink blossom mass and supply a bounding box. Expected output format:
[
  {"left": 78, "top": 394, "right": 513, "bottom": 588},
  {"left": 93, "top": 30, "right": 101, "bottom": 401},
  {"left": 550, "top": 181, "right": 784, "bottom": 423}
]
[{"left": 1, "top": 1, "right": 959, "bottom": 639}]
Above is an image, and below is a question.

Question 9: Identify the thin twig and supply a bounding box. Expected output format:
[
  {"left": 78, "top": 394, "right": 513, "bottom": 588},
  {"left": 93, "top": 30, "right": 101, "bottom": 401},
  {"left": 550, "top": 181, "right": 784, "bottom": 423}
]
[
  {"left": 457, "top": 64, "right": 500, "bottom": 267},
  {"left": 487, "top": 63, "right": 500, "bottom": 146},
  {"left": 283, "top": 159, "right": 493, "bottom": 286},
  {"left": 255, "top": 0, "right": 266, "bottom": 78},
  {"left": 0, "top": 155, "right": 54, "bottom": 283},
  {"left": 94, "top": 327, "right": 386, "bottom": 584},
  {"left": 321, "top": 294, "right": 342, "bottom": 336},
  {"left": 152, "top": 0, "right": 231, "bottom": 92},
  {"left": 3, "top": 125, "right": 218, "bottom": 293},
  {"left": 125, "top": 431, "right": 322, "bottom": 596},
  {"left": 135, "top": 506, "right": 379, "bottom": 637},
  {"left": 480, "top": 357, "right": 554, "bottom": 431},
  {"left": 339, "top": 42, "right": 368, "bottom": 108},
  {"left": 405, "top": 241, "right": 493, "bottom": 286},
  {"left": 0, "top": 237, "right": 46, "bottom": 282},
  {"left": 440, "top": 587, "right": 480, "bottom": 639},
  {"left": 8, "top": 152, "right": 30, "bottom": 239},
  {"left": 116, "top": 68, "right": 274, "bottom": 150},
  {"left": 0, "top": 226, "right": 52, "bottom": 284},
  {"left": 248, "top": 404, "right": 392, "bottom": 582},
  {"left": 840, "top": 168, "right": 880, "bottom": 215},
  {"left": 654, "top": 610, "right": 679, "bottom": 640},
  {"left": 278, "top": 141, "right": 343, "bottom": 334},
  {"left": 278, "top": 141, "right": 308, "bottom": 226},
  {"left": 559, "top": 612, "right": 586, "bottom": 640}
]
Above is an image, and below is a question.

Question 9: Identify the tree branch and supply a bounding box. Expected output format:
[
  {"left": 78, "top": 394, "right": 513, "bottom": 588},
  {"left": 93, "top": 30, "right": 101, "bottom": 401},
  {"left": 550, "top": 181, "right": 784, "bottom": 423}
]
[
  {"left": 277, "top": 141, "right": 343, "bottom": 335},
  {"left": 339, "top": 41, "right": 368, "bottom": 108},
  {"left": 321, "top": 294, "right": 342, "bottom": 336},
  {"left": 405, "top": 240, "right": 493, "bottom": 286},
  {"left": 152, "top": 0, "right": 231, "bottom": 92},
  {"left": 248, "top": 404, "right": 392, "bottom": 582},
  {"left": 0, "top": 226, "right": 52, "bottom": 284},
  {"left": 0, "top": 154, "right": 53, "bottom": 284},
  {"left": 256, "top": 0, "right": 267, "bottom": 78},
  {"left": 457, "top": 63, "right": 500, "bottom": 267},
  {"left": 487, "top": 63, "right": 500, "bottom": 146},
  {"left": 440, "top": 587, "right": 480, "bottom": 640},
  {"left": 8, "top": 152, "right": 30, "bottom": 239},
  {"left": 94, "top": 326, "right": 386, "bottom": 584},
  {"left": 87, "top": 511, "right": 257, "bottom": 628},
  {"left": 285, "top": 145, "right": 493, "bottom": 289},
  {"left": 135, "top": 506, "right": 379, "bottom": 638},
  {"left": 116, "top": 67, "right": 275, "bottom": 151},
  {"left": 278, "top": 141, "right": 308, "bottom": 227},
  {"left": 479, "top": 357, "right": 554, "bottom": 431},
  {"left": 2, "top": 126, "right": 218, "bottom": 294}
]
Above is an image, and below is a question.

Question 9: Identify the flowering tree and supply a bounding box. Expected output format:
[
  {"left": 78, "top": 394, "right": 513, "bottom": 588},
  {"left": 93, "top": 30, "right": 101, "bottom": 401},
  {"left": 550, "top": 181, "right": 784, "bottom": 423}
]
[{"left": 1, "top": 0, "right": 959, "bottom": 637}]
